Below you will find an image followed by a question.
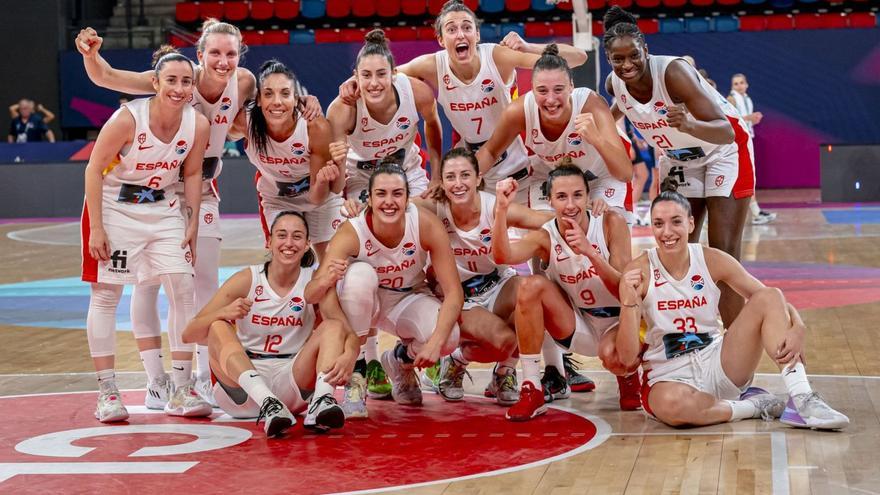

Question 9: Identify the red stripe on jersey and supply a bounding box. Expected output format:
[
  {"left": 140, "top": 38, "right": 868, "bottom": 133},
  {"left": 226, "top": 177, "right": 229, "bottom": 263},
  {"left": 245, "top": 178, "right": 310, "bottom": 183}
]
[
  {"left": 727, "top": 116, "right": 755, "bottom": 199},
  {"left": 80, "top": 200, "right": 99, "bottom": 283}
]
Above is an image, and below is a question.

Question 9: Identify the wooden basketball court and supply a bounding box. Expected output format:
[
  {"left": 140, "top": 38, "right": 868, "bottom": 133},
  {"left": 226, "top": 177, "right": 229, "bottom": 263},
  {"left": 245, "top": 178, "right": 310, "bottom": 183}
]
[{"left": 1, "top": 189, "right": 878, "bottom": 494}]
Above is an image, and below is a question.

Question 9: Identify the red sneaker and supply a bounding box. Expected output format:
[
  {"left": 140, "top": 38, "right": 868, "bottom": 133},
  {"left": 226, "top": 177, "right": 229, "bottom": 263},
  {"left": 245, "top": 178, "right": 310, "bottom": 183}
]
[
  {"left": 505, "top": 382, "right": 547, "bottom": 422},
  {"left": 617, "top": 373, "right": 642, "bottom": 411}
]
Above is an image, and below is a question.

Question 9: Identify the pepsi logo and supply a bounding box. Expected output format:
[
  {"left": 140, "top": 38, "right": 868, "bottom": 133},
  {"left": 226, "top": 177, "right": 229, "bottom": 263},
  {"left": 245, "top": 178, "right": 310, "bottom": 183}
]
[
  {"left": 691, "top": 275, "right": 705, "bottom": 291},
  {"left": 566, "top": 133, "right": 582, "bottom": 146},
  {"left": 175, "top": 140, "right": 188, "bottom": 155},
  {"left": 396, "top": 117, "right": 411, "bottom": 130},
  {"left": 402, "top": 242, "right": 416, "bottom": 256},
  {"left": 291, "top": 142, "right": 306, "bottom": 156},
  {"left": 137, "top": 132, "right": 147, "bottom": 145},
  {"left": 480, "top": 228, "right": 492, "bottom": 244},
  {"left": 480, "top": 79, "right": 495, "bottom": 94},
  {"left": 289, "top": 296, "right": 304, "bottom": 312},
  {"left": 219, "top": 96, "right": 232, "bottom": 111}
]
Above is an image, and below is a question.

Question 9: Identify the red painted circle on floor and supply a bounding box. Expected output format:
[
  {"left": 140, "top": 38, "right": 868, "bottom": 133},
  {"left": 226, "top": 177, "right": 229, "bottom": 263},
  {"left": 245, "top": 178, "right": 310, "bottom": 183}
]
[{"left": 0, "top": 391, "right": 603, "bottom": 494}]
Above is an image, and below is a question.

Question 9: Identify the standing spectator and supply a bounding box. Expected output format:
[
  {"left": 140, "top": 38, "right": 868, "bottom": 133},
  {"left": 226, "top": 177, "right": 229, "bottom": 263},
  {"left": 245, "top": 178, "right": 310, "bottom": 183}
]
[
  {"left": 8, "top": 99, "right": 55, "bottom": 143},
  {"left": 728, "top": 73, "right": 776, "bottom": 225}
]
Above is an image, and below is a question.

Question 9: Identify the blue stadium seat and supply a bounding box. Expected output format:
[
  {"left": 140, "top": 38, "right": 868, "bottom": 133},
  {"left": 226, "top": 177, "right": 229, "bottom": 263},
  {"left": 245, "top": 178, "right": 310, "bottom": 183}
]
[
  {"left": 480, "top": 23, "right": 501, "bottom": 41},
  {"left": 300, "top": 0, "right": 325, "bottom": 19},
  {"left": 291, "top": 29, "right": 315, "bottom": 44},
  {"left": 713, "top": 15, "right": 739, "bottom": 32},
  {"left": 685, "top": 17, "right": 711, "bottom": 33},
  {"left": 500, "top": 22, "right": 525, "bottom": 39},
  {"left": 659, "top": 18, "right": 685, "bottom": 33},
  {"left": 742, "top": 0, "right": 766, "bottom": 5},
  {"left": 480, "top": 0, "right": 505, "bottom": 14},
  {"left": 770, "top": 0, "right": 794, "bottom": 8},
  {"left": 531, "top": 0, "right": 555, "bottom": 12}
]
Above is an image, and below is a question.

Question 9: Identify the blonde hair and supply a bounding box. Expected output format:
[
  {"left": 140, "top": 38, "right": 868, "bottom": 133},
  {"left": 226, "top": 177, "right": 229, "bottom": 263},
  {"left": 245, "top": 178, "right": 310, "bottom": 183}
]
[{"left": 197, "top": 18, "right": 246, "bottom": 55}]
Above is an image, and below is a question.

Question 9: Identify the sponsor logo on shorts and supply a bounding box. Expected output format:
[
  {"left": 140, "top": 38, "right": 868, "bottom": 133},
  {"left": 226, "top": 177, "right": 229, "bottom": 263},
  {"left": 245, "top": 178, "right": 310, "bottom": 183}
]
[
  {"left": 691, "top": 274, "right": 705, "bottom": 291},
  {"left": 107, "top": 250, "right": 129, "bottom": 273},
  {"left": 175, "top": 140, "right": 188, "bottom": 155},
  {"left": 654, "top": 101, "right": 667, "bottom": 115},
  {"left": 715, "top": 175, "right": 725, "bottom": 187},
  {"left": 289, "top": 296, "right": 304, "bottom": 312},
  {"left": 290, "top": 142, "right": 306, "bottom": 156},
  {"left": 396, "top": 117, "right": 411, "bottom": 130},
  {"left": 402, "top": 242, "right": 416, "bottom": 256},
  {"left": 480, "top": 228, "right": 492, "bottom": 244},
  {"left": 480, "top": 78, "right": 495, "bottom": 94},
  {"left": 203, "top": 213, "right": 214, "bottom": 224},
  {"left": 566, "top": 133, "right": 582, "bottom": 146},
  {"left": 219, "top": 96, "right": 232, "bottom": 111}
]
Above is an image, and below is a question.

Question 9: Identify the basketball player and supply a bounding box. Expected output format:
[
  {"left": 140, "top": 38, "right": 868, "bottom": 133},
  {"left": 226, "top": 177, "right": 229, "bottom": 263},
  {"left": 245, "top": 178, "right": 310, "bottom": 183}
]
[
  {"left": 493, "top": 165, "right": 641, "bottom": 421},
  {"left": 304, "top": 163, "right": 463, "bottom": 413},
  {"left": 82, "top": 47, "right": 211, "bottom": 422},
  {"left": 602, "top": 6, "right": 755, "bottom": 327},
  {"left": 182, "top": 211, "right": 359, "bottom": 436},
  {"left": 76, "top": 21, "right": 322, "bottom": 407},
  {"left": 228, "top": 60, "right": 348, "bottom": 259},
  {"left": 617, "top": 182, "right": 849, "bottom": 430}
]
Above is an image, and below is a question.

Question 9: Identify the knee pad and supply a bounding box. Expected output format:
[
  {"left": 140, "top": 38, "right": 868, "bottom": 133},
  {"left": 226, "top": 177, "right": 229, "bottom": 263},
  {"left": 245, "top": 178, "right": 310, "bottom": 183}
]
[
  {"left": 161, "top": 273, "right": 196, "bottom": 353},
  {"left": 87, "top": 284, "right": 123, "bottom": 358},
  {"left": 130, "top": 283, "right": 162, "bottom": 339},
  {"left": 338, "top": 262, "right": 378, "bottom": 337}
]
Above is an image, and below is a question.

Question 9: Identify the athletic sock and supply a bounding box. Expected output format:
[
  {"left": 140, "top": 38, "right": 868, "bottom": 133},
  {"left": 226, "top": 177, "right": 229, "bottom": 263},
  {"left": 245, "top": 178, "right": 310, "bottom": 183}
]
[
  {"left": 196, "top": 345, "right": 211, "bottom": 382},
  {"left": 171, "top": 360, "right": 192, "bottom": 388},
  {"left": 314, "top": 372, "right": 334, "bottom": 399},
  {"left": 139, "top": 349, "right": 165, "bottom": 383},
  {"left": 451, "top": 348, "right": 469, "bottom": 366},
  {"left": 364, "top": 335, "right": 379, "bottom": 363},
  {"left": 237, "top": 370, "right": 275, "bottom": 406},
  {"left": 541, "top": 336, "right": 564, "bottom": 372},
  {"left": 521, "top": 354, "right": 542, "bottom": 389},
  {"left": 96, "top": 369, "right": 116, "bottom": 388},
  {"left": 781, "top": 362, "right": 812, "bottom": 397},
  {"left": 725, "top": 399, "right": 758, "bottom": 421}
]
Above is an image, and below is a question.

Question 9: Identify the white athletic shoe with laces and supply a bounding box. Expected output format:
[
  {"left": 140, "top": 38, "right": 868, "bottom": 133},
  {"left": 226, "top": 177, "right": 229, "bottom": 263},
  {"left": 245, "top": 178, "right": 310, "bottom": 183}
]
[
  {"left": 194, "top": 376, "right": 218, "bottom": 408},
  {"left": 164, "top": 380, "right": 213, "bottom": 417},
  {"left": 256, "top": 397, "right": 295, "bottom": 438},
  {"left": 739, "top": 387, "right": 785, "bottom": 421},
  {"left": 145, "top": 373, "right": 171, "bottom": 410},
  {"left": 341, "top": 372, "right": 368, "bottom": 419},
  {"left": 304, "top": 393, "right": 345, "bottom": 432},
  {"left": 380, "top": 348, "right": 422, "bottom": 406},
  {"left": 781, "top": 392, "right": 850, "bottom": 430},
  {"left": 95, "top": 383, "right": 129, "bottom": 423}
]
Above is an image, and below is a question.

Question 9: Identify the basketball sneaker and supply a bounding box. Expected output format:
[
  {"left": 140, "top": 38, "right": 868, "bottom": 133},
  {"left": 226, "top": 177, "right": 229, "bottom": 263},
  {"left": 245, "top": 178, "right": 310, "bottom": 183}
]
[
  {"left": 780, "top": 392, "right": 849, "bottom": 430},
  {"left": 95, "top": 383, "right": 129, "bottom": 423},
  {"left": 617, "top": 373, "right": 642, "bottom": 411},
  {"left": 164, "top": 380, "right": 213, "bottom": 417},
  {"left": 366, "top": 359, "right": 392, "bottom": 400},
  {"left": 304, "top": 393, "right": 345, "bottom": 433},
  {"left": 505, "top": 382, "right": 547, "bottom": 422},
  {"left": 195, "top": 376, "right": 218, "bottom": 408},
  {"left": 739, "top": 387, "right": 785, "bottom": 421},
  {"left": 341, "top": 372, "right": 368, "bottom": 419},
  {"left": 541, "top": 365, "right": 570, "bottom": 402},
  {"left": 256, "top": 396, "right": 295, "bottom": 438},
  {"left": 437, "top": 356, "right": 470, "bottom": 402},
  {"left": 380, "top": 348, "right": 422, "bottom": 406},
  {"left": 144, "top": 373, "right": 172, "bottom": 410},
  {"left": 562, "top": 354, "right": 596, "bottom": 392},
  {"left": 484, "top": 365, "right": 519, "bottom": 406}
]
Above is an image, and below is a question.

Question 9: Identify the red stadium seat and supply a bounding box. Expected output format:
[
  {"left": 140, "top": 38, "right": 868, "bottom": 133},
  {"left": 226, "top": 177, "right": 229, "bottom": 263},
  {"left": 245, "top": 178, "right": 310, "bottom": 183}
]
[
  {"left": 738, "top": 15, "right": 767, "bottom": 31},
  {"left": 175, "top": 2, "right": 198, "bottom": 23},
  {"left": 275, "top": 1, "right": 301, "bottom": 20},
  {"left": 715, "top": 0, "right": 741, "bottom": 4},
  {"left": 607, "top": 0, "right": 633, "bottom": 8},
  {"left": 524, "top": 21, "right": 553, "bottom": 37},
  {"left": 588, "top": 0, "right": 606, "bottom": 8},
  {"left": 250, "top": 1, "right": 274, "bottom": 20},
  {"left": 592, "top": 19, "right": 604, "bottom": 35},
  {"left": 387, "top": 26, "right": 418, "bottom": 40},
  {"left": 199, "top": 1, "right": 224, "bottom": 20},
  {"left": 430, "top": 0, "right": 475, "bottom": 14},
  {"left": 690, "top": 0, "right": 713, "bottom": 6},
  {"left": 223, "top": 1, "right": 248, "bottom": 21},
  {"left": 506, "top": 0, "right": 531, "bottom": 12},
  {"left": 551, "top": 20, "right": 573, "bottom": 36},
  {"left": 555, "top": 1, "right": 573, "bottom": 11},
  {"left": 352, "top": 0, "right": 376, "bottom": 17},
  {"left": 765, "top": 14, "right": 794, "bottom": 30},
  {"left": 637, "top": 18, "right": 659, "bottom": 34},
  {"left": 793, "top": 13, "right": 821, "bottom": 29},
  {"left": 168, "top": 33, "right": 190, "bottom": 48},
  {"left": 378, "top": 0, "right": 402, "bottom": 17},
  {"left": 326, "top": 0, "right": 351, "bottom": 18},
  {"left": 339, "top": 27, "right": 366, "bottom": 42},
  {"left": 817, "top": 12, "right": 848, "bottom": 29},
  {"left": 242, "top": 30, "right": 264, "bottom": 46},
  {"left": 416, "top": 25, "right": 437, "bottom": 40},
  {"left": 635, "top": 0, "right": 661, "bottom": 7},
  {"left": 661, "top": 0, "right": 686, "bottom": 7},
  {"left": 402, "top": 0, "right": 427, "bottom": 15},
  {"left": 263, "top": 29, "right": 290, "bottom": 45},
  {"left": 314, "top": 28, "right": 342, "bottom": 43},
  {"left": 849, "top": 12, "right": 876, "bottom": 28}
]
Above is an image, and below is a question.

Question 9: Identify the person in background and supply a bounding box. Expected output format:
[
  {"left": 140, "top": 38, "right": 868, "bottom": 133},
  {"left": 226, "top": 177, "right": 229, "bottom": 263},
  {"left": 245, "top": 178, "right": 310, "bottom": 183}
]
[{"left": 8, "top": 99, "right": 55, "bottom": 143}]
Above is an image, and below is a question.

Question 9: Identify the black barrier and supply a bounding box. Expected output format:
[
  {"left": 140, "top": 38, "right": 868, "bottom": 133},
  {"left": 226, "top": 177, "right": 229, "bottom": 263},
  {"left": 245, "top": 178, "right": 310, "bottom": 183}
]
[{"left": 820, "top": 144, "right": 880, "bottom": 203}]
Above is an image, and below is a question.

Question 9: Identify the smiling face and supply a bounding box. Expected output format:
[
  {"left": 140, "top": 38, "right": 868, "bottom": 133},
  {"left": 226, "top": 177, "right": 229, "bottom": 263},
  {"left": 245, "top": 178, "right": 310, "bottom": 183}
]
[
  {"left": 356, "top": 54, "right": 395, "bottom": 108},
  {"left": 606, "top": 36, "right": 649, "bottom": 84},
  {"left": 197, "top": 33, "right": 240, "bottom": 85},
  {"left": 439, "top": 11, "right": 480, "bottom": 65},
  {"left": 269, "top": 213, "right": 310, "bottom": 268},
  {"left": 532, "top": 69, "right": 574, "bottom": 121},
  {"left": 369, "top": 172, "right": 409, "bottom": 226},
  {"left": 258, "top": 73, "right": 297, "bottom": 128},
  {"left": 442, "top": 156, "right": 480, "bottom": 206},
  {"left": 151, "top": 60, "right": 194, "bottom": 108},
  {"left": 650, "top": 200, "right": 694, "bottom": 254},
  {"left": 549, "top": 174, "right": 589, "bottom": 232},
  {"left": 731, "top": 75, "right": 748, "bottom": 95}
]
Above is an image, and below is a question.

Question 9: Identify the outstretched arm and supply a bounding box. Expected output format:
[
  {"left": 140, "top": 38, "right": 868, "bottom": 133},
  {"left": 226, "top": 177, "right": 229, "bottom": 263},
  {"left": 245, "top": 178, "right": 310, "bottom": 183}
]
[{"left": 75, "top": 27, "right": 156, "bottom": 95}]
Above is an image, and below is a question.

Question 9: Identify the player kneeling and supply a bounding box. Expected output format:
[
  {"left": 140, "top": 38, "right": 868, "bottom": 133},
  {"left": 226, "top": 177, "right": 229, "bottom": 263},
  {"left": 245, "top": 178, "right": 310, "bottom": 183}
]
[{"left": 184, "top": 211, "right": 359, "bottom": 437}]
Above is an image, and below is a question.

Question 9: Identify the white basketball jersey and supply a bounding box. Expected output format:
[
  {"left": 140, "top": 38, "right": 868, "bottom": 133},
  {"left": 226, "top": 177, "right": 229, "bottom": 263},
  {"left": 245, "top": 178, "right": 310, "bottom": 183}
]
[
  {"left": 523, "top": 88, "right": 611, "bottom": 182},
  {"left": 436, "top": 44, "right": 527, "bottom": 179},
  {"left": 610, "top": 56, "right": 748, "bottom": 156},
  {"left": 348, "top": 202, "right": 427, "bottom": 291},
  {"left": 346, "top": 74, "right": 422, "bottom": 173},
  {"left": 642, "top": 244, "right": 723, "bottom": 374},
  {"left": 542, "top": 216, "right": 619, "bottom": 311},
  {"left": 191, "top": 66, "right": 239, "bottom": 165},
  {"left": 235, "top": 265, "right": 316, "bottom": 356},
  {"left": 103, "top": 98, "right": 196, "bottom": 195},
  {"left": 435, "top": 191, "right": 511, "bottom": 280},
  {"left": 244, "top": 112, "right": 313, "bottom": 200}
]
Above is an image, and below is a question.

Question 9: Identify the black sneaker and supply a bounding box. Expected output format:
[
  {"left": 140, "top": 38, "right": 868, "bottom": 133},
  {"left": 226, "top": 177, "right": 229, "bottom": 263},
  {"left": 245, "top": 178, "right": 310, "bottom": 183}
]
[
  {"left": 256, "top": 397, "right": 295, "bottom": 438},
  {"left": 540, "top": 365, "right": 571, "bottom": 403},
  {"left": 304, "top": 393, "right": 345, "bottom": 432}
]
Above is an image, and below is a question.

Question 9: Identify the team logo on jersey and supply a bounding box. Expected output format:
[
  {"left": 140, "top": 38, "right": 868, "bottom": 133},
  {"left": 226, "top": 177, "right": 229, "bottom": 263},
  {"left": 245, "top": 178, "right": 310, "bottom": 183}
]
[
  {"left": 567, "top": 133, "right": 582, "bottom": 146},
  {"left": 691, "top": 274, "right": 705, "bottom": 291},
  {"left": 479, "top": 228, "right": 492, "bottom": 244},
  {"left": 365, "top": 239, "right": 379, "bottom": 257},
  {"left": 289, "top": 296, "right": 304, "bottom": 312},
  {"left": 361, "top": 117, "right": 374, "bottom": 133},
  {"left": 255, "top": 285, "right": 264, "bottom": 296},
  {"left": 653, "top": 268, "right": 667, "bottom": 287},
  {"left": 604, "top": 187, "right": 615, "bottom": 198},
  {"left": 654, "top": 101, "right": 667, "bottom": 115},
  {"left": 480, "top": 79, "right": 495, "bottom": 94},
  {"left": 555, "top": 244, "right": 569, "bottom": 262},
  {"left": 290, "top": 142, "right": 306, "bottom": 156},
  {"left": 402, "top": 242, "right": 416, "bottom": 257},
  {"left": 219, "top": 96, "right": 232, "bottom": 111},
  {"left": 443, "top": 73, "right": 456, "bottom": 91},
  {"left": 175, "top": 140, "right": 188, "bottom": 155},
  {"left": 715, "top": 175, "right": 725, "bottom": 187},
  {"left": 137, "top": 132, "right": 147, "bottom": 145},
  {"left": 396, "top": 117, "right": 411, "bottom": 130},
  {"left": 331, "top": 219, "right": 341, "bottom": 230}
]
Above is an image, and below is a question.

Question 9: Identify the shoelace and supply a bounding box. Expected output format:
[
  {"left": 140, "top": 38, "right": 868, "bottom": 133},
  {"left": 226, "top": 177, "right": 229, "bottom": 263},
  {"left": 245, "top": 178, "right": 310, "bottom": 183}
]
[
  {"left": 562, "top": 354, "right": 583, "bottom": 377},
  {"left": 309, "top": 394, "right": 338, "bottom": 414},
  {"left": 541, "top": 369, "right": 567, "bottom": 393},
  {"left": 445, "top": 361, "right": 473, "bottom": 388},
  {"left": 499, "top": 373, "right": 517, "bottom": 393},
  {"left": 256, "top": 397, "right": 283, "bottom": 425}
]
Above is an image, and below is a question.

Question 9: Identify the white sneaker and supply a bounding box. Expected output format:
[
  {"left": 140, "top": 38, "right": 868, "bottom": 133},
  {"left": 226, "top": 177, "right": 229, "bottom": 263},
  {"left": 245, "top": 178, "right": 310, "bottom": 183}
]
[
  {"left": 781, "top": 392, "right": 850, "bottom": 430},
  {"left": 145, "top": 373, "right": 171, "bottom": 410},
  {"left": 95, "top": 383, "right": 129, "bottom": 423},
  {"left": 752, "top": 214, "right": 771, "bottom": 225},
  {"left": 380, "top": 347, "right": 422, "bottom": 406},
  {"left": 304, "top": 393, "right": 345, "bottom": 432},
  {"left": 341, "top": 372, "right": 368, "bottom": 419},
  {"left": 740, "top": 387, "right": 785, "bottom": 421},
  {"left": 164, "top": 380, "right": 213, "bottom": 417},
  {"left": 437, "top": 356, "right": 469, "bottom": 402},
  {"left": 194, "top": 376, "right": 218, "bottom": 408},
  {"left": 256, "top": 397, "right": 295, "bottom": 438},
  {"left": 484, "top": 365, "right": 519, "bottom": 406}
]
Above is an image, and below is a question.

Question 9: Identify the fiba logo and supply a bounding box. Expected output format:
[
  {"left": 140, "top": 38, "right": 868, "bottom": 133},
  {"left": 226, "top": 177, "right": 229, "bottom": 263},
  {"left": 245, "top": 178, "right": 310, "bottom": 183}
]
[
  {"left": 291, "top": 142, "right": 306, "bottom": 156},
  {"left": 691, "top": 275, "right": 705, "bottom": 291},
  {"left": 396, "top": 117, "right": 411, "bottom": 130},
  {"left": 255, "top": 285, "right": 264, "bottom": 296},
  {"left": 289, "top": 296, "right": 304, "bottom": 312},
  {"left": 566, "top": 133, "right": 582, "bottom": 146},
  {"left": 604, "top": 188, "right": 615, "bottom": 198},
  {"left": 402, "top": 242, "right": 416, "bottom": 256},
  {"left": 654, "top": 101, "right": 667, "bottom": 115},
  {"left": 480, "top": 79, "right": 495, "bottom": 93},
  {"left": 219, "top": 97, "right": 232, "bottom": 111},
  {"left": 480, "top": 228, "right": 492, "bottom": 244},
  {"left": 175, "top": 140, "right": 188, "bottom": 155},
  {"left": 137, "top": 133, "right": 147, "bottom": 145}
]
